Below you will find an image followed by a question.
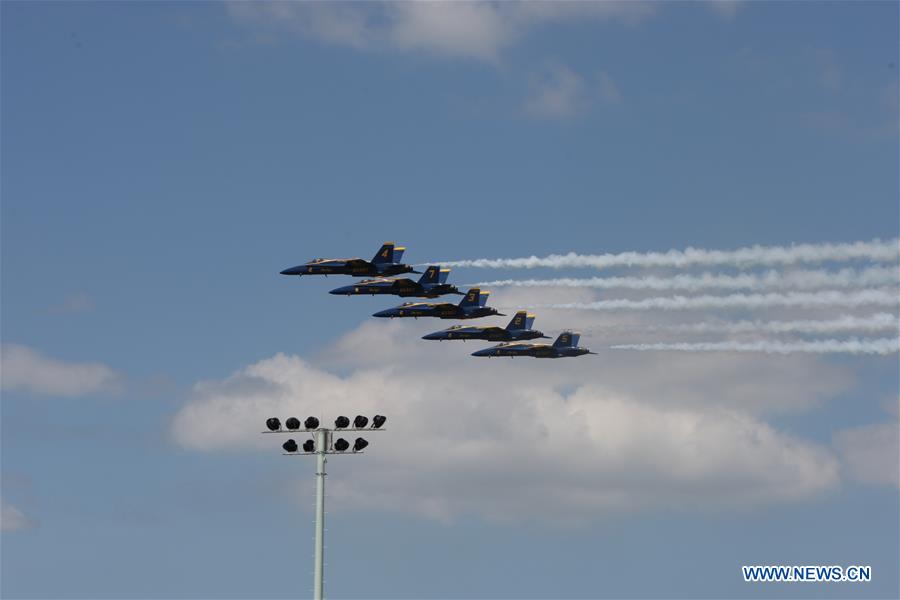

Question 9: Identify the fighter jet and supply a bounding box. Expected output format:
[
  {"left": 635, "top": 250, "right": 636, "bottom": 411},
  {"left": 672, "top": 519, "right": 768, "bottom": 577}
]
[
  {"left": 280, "top": 242, "right": 416, "bottom": 278},
  {"left": 329, "top": 266, "right": 463, "bottom": 298},
  {"left": 422, "top": 311, "right": 547, "bottom": 342},
  {"left": 372, "top": 288, "right": 503, "bottom": 320},
  {"left": 471, "top": 331, "right": 595, "bottom": 358}
]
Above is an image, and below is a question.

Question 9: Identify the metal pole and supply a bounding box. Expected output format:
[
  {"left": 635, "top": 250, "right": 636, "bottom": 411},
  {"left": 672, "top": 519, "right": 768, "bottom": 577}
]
[{"left": 313, "top": 429, "right": 327, "bottom": 600}]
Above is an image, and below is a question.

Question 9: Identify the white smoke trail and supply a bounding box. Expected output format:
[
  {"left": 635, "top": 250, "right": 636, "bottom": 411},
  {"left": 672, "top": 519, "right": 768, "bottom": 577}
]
[
  {"left": 663, "top": 313, "right": 899, "bottom": 335},
  {"left": 471, "top": 266, "right": 899, "bottom": 292},
  {"left": 610, "top": 338, "right": 900, "bottom": 355},
  {"left": 440, "top": 238, "right": 900, "bottom": 270},
  {"left": 536, "top": 289, "right": 900, "bottom": 311}
]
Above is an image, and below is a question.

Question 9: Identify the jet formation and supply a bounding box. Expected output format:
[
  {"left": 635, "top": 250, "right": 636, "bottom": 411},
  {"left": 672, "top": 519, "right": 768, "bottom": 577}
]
[{"left": 281, "top": 242, "right": 594, "bottom": 358}]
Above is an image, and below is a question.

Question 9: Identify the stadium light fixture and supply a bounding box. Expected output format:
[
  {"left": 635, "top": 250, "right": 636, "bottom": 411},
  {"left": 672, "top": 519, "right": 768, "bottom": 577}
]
[{"left": 263, "top": 414, "right": 386, "bottom": 600}]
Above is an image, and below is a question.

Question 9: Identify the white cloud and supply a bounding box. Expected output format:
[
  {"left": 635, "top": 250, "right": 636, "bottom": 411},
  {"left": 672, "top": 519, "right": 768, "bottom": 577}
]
[
  {"left": 520, "top": 64, "right": 621, "bottom": 119},
  {"left": 225, "top": 1, "right": 654, "bottom": 62},
  {"left": 1, "top": 344, "right": 119, "bottom": 397},
  {"left": 1, "top": 500, "right": 35, "bottom": 532},
  {"left": 522, "top": 63, "right": 589, "bottom": 118},
  {"left": 387, "top": 2, "right": 512, "bottom": 62},
  {"left": 835, "top": 416, "right": 900, "bottom": 488},
  {"left": 172, "top": 310, "right": 846, "bottom": 523},
  {"left": 226, "top": 2, "right": 376, "bottom": 50}
]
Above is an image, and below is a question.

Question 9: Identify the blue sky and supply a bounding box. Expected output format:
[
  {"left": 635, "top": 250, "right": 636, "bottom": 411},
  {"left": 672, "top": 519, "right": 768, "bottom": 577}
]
[{"left": 2, "top": 2, "right": 898, "bottom": 598}]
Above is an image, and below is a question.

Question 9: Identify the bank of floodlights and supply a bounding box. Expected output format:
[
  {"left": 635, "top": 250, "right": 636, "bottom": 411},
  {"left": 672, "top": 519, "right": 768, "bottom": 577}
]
[
  {"left": 262, "top": 414, "right": 387, "bottom": 600},
  {"left": 263, "top": 414, "right": 386, "bottom": 454}
]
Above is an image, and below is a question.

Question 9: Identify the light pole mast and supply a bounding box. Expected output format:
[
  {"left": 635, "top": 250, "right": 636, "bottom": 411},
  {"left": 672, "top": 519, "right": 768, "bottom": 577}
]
[
  {"left": 264, "top": 414, "right": 386, "bottom": 600},
  {"left": 313, "top": 428, "right": 327, "bottom": 600}
]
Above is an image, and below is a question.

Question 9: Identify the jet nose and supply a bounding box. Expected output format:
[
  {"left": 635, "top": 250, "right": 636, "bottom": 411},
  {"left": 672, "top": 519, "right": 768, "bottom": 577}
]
[
  {"left": 372, "top": 309, "right": 394, "bottom": 318},
  {"left": 329, "top": 286, "right": 351, "bottom": 295},
  {"left": 471, "top": 348, "right": 491, "bottom": 357},
  {"left": 280, "top": 266, "right": 304, "bottom": 275},
  {"left": 422, "top": 332, "right": 441, "bottom": 340}
]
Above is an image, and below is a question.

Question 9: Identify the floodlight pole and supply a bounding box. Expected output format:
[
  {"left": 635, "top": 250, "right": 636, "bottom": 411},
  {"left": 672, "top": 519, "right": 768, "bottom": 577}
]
[
  {"left": 264, "top": 417, "right": 385, "bottom": 600},
  {"left": 313, "top": 429, "right": 328, "bottom": 600}
]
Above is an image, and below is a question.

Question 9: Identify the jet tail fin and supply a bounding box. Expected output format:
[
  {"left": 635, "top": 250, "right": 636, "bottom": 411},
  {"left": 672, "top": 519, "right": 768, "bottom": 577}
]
[
  {"left": 372, "top": 242, "right": 405, "bottom": 264},
  {"left": 437, "top": 267, "right": 451, "bottom": 284},
  {"left": 459, "top": 288, "right": 489, "bottom": 308},
  {"left": 506, "top": 311, "right": 535, "bottom": 330},
  {"left": 418, "top": 266, "right": 441, "bottom": 285},
  {"left": 552, "top": 331, "right": 580, "bottom": 348}
]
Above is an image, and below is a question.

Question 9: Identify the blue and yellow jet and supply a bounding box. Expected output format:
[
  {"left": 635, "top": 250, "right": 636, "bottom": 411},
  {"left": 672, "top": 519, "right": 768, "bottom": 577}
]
[
  {"left": 280, "top": 242, "right": 416, "bottom": 278},
  {"left": 422, "top": 311, "right": 547, "bottom": 342},
  {"left": 372, "top": 288, "right": 503, "bottom": 320},
  {"left": 329, "top": 266, "right": 463, "bottom": 298},
  {"left": 471, "top": 331, "right": 595, "bottom": 358}
]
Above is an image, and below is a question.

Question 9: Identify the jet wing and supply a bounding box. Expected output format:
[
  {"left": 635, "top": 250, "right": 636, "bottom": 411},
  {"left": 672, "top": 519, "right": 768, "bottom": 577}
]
[
  {"left": 478, "top": 326, "right": 506, "bottom": 336},
  {"left": 502, "top": 343, "right": 534, "bottom": 351},
  {"left": 430, "top": 302, "right": 457, "bottom": 311},
  {"left": 389, "top": 278, "right": 417, "bottom": 288}
]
